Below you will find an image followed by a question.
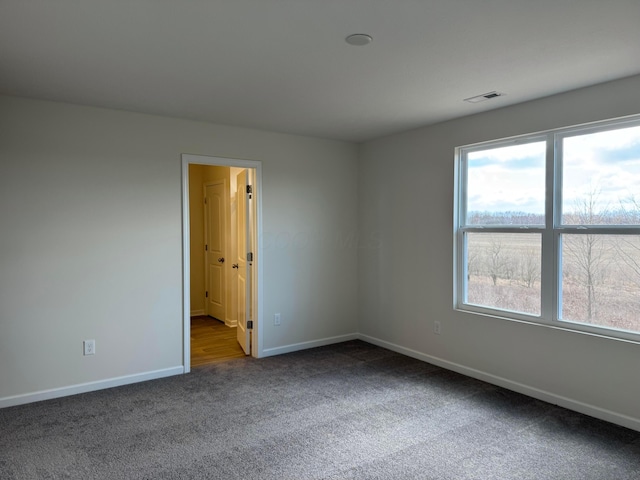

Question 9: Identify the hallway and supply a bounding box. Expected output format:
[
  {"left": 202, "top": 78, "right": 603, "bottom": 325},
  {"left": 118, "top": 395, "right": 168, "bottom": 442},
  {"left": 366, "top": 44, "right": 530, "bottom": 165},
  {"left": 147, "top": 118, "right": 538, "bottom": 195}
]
[{"left": 190, "top": 316, "right": 246, "bottom": 367}]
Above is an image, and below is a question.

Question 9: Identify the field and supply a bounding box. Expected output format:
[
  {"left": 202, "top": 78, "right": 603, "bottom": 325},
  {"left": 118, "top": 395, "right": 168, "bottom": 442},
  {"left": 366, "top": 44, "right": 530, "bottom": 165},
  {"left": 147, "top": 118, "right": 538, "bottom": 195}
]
[{"left": 465, "top": 232, "right": 640, "bottom": 333}]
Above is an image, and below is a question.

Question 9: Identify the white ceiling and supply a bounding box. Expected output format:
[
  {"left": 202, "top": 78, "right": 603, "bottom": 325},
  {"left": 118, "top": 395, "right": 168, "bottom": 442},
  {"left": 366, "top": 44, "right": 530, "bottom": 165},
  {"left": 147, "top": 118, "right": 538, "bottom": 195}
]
[{"left": 1, "top": 0, "right": 640, "bottom": 142}]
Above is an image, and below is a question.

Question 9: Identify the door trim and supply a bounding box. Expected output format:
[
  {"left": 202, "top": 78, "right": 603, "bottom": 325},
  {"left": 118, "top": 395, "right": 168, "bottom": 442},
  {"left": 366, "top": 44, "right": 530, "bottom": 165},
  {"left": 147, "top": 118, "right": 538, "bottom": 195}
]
[{"left": 181, "top": 154, "right": 263, "bottom": 373}]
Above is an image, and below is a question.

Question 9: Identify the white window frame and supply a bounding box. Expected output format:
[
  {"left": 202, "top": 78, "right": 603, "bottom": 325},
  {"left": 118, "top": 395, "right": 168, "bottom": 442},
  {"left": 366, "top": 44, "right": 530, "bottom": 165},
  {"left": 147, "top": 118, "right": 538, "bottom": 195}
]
[{"left": 454, "top": 114, "right": 640, "bottom": 343}]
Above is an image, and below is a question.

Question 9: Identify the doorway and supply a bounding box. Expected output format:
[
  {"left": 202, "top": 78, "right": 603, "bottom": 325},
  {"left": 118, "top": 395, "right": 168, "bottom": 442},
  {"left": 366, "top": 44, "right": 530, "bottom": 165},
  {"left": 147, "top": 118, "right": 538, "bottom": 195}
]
[
  {"left": 181, "top": 154, "right": 262, "bottom": 373},
  {"left": 190, "top": 315, "right": 246, "bottom": 366}
]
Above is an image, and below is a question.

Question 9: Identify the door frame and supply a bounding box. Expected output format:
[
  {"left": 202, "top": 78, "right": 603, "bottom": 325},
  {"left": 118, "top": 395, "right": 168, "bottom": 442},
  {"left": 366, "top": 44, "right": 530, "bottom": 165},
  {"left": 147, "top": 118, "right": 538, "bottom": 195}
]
[{"left": 181, "top": 154, "right": 263, "bottom": 373}]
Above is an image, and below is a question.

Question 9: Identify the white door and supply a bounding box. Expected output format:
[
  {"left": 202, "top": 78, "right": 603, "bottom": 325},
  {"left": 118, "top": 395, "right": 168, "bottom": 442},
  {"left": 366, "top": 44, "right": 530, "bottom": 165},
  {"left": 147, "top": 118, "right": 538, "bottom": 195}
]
[
  {"left": 204, "top": 182, "right": 226, "bottom": 321},
  {"left": 236, "top": 170, "right": 251, "bottom": 355}
]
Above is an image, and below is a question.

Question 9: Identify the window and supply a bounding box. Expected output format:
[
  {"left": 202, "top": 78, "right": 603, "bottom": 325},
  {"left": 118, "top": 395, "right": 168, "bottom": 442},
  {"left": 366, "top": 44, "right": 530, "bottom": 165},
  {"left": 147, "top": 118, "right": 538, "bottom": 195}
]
[{"left": 455, "top": 115, "right": 640, "bottom": 340}]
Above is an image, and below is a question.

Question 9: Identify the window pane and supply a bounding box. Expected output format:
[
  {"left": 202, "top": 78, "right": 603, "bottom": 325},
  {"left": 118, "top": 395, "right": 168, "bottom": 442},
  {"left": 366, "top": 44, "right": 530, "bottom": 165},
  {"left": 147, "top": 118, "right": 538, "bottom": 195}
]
[
  {"left": 466, "top": 141, "right": 546, "bottom": 225},
  {"left": 466, "top": 232, "right": 541, "bottom": 315},
  {"left": 560, "top": 234, "right": 640, "bottom": 333},
  {"left": 562, "top": 125, "right": 640, "bottom": 225}
]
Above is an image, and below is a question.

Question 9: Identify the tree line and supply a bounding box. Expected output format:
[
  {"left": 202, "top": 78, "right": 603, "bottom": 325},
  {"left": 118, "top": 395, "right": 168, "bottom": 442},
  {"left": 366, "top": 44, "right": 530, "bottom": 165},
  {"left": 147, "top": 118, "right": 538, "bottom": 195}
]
[{"left": 467, "top": 196, "right": 640, "bottom": 328}]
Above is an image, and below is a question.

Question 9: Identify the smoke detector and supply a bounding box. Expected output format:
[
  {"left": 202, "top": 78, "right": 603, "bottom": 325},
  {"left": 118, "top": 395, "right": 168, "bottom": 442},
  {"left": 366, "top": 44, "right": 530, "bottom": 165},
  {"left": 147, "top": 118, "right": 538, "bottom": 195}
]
[
  {"left": 464, "top": 91, "right": 506, "bottom": 103},
  {"left": 346, "top": 34, "right": 373, "bottom": 46}
]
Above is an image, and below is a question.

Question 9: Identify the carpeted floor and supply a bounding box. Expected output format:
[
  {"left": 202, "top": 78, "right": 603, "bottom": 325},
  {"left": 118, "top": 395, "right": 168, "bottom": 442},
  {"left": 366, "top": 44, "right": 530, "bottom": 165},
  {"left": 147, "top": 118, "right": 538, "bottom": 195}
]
[{"left": 1, "top": 340, "right": 639, "bottom": 479}]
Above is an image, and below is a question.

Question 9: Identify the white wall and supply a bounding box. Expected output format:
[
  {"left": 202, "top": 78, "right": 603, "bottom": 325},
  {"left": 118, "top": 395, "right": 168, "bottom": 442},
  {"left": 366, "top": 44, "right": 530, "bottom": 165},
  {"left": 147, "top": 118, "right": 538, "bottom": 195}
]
[
  {"left": 358, "top": 75, "right": 640, "bottom": 429},
  {"left": 0, "top": 95, "right": 358, "bottom": 403}
]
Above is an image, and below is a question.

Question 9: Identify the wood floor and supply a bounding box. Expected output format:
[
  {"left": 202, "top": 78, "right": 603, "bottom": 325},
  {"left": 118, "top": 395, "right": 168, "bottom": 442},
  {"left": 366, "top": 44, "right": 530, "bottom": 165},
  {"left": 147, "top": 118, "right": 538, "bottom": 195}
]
[{"left": 190, "top": 315, "right": 247, "bottom": 367}]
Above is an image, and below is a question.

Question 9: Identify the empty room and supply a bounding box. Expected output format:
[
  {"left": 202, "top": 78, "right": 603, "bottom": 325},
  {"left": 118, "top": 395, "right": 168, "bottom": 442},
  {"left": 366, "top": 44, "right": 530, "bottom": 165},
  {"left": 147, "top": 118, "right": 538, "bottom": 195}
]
[{"left": 1, "top": 1, "right": 640, "bottom": 479}]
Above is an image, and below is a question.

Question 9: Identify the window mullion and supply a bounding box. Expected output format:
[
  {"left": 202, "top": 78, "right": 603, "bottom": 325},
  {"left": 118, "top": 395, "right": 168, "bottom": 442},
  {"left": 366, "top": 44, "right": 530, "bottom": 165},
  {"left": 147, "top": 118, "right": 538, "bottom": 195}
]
[{"left": 540, "top": 133, "right": 556, "bottom": 322}]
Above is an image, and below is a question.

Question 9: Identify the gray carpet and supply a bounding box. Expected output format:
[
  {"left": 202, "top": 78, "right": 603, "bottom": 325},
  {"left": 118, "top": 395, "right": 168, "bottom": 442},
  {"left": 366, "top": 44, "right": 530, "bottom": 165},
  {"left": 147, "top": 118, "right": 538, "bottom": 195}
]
[{"left": 1, "top": 340, "right": 639, "bottom": 479}]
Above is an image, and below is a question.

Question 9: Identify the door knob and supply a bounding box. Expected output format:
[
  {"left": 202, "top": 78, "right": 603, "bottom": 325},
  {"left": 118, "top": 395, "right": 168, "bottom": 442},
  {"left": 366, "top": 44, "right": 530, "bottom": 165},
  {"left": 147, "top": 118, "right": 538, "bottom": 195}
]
[
  {"left": 218, "top": 257, "right": 225, "bottom": 263},
  {"left": 232, "top": 264, "right": 239, "bottom": 269}
]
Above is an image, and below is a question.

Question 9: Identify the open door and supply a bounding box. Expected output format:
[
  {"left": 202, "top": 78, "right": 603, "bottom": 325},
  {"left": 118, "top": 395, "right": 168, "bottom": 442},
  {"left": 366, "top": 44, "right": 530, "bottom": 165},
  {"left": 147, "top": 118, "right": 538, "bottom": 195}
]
[
  {"left": 182, "top": 154, "right": 262, "bottom": 371},
  {"left": 236, "top": 170, "right": 251, "bottom": 355}
]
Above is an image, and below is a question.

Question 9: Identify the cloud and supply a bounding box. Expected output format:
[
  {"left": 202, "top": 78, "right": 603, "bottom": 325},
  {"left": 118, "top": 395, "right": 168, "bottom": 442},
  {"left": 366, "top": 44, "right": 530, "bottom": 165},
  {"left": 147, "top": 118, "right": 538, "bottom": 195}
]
[
  {"left": 562, "top": 128, "right": 640, "bottom": 211},
  {"left": 470, "top": 155, "right": 543, "bottom": 170},
  {"left": 467, "top": 126, "right": 640, "bottom": 216}
]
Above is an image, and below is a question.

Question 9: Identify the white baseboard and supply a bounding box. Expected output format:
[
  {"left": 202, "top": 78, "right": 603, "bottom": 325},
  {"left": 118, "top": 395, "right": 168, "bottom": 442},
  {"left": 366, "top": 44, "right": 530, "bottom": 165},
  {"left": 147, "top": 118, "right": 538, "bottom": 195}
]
[
  {"left": 225, "top": 319, "right": 238, "bottom": 327},
  {"left": 358, "top": 333, "right": 640, "bottom": 432},
  {"left": 261, "top": 333, "right": 359, "bottom": 357},
  {"left": 190, "top": 309, "right": 205, "bottom": 316},
  {"left": 0, "top": 366, "right": 184, "bottom": 409}
]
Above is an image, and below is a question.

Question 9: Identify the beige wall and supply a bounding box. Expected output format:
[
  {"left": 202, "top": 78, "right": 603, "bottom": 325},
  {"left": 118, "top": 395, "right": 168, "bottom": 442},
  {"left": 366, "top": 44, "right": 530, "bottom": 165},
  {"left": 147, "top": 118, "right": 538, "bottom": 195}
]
[
  {"left": 0, "top": 95, "right": 359, "bottom": 403},
  {"left": 189, "top": 164, "right": 205, "bottom": 313},
  {"left": 189, "top": 164, "right": 244, "bottom": 324},
  {"left": 188, "top": 164, "right": 230, "bottom": 317},
  {"left": 358, "top": 74, "right": 640, "bottom": 428}
]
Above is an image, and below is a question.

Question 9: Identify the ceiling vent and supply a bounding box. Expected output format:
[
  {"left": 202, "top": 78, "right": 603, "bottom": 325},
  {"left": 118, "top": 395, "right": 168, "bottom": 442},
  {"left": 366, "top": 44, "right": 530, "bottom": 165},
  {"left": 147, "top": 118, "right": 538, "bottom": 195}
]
[{"left": 463, "top": 91, "right": 506, "bottom": 103}]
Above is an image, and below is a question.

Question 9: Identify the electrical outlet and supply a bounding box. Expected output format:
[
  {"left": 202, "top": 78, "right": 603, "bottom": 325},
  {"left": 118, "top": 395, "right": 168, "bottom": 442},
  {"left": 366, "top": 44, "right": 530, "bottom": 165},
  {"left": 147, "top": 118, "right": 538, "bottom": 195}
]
[
  {"left": 274, "top": 313, "right": 281, "bottom": 326},
  {"left": 83, "top": 339, "right": 96, "bottom": 356},
  {"left": 433, "top": 321, "right": 441, "bottom": 335}
]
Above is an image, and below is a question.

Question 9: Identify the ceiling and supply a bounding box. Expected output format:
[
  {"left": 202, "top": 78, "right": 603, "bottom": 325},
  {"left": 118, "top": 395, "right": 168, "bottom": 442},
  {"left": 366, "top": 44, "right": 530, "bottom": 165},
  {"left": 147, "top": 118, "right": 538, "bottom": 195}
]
[{"left": 1, "top": 0, "right": 640, "bottom": 143}]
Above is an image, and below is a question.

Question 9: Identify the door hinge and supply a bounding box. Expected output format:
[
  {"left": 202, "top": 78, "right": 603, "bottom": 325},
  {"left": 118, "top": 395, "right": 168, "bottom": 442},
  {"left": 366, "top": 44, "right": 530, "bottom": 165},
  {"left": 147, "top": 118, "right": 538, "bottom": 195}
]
[
  {"left": 247, "top": 185, "right": 253, "bottom": 199},
  {"left": 205, "top": 245, "right": 208, "bottom": 251},
  {"left": 205, "top": 291, "right": 208, "bottom": 298},
  {"left": 247, "top": 252, "right": 253, "bottom": 262},
  {"left": 247, "top": 320, "right": 254, "bottom": 329},
  {"left": 204, "top": 197, "right": 207, "bottom": 204}
]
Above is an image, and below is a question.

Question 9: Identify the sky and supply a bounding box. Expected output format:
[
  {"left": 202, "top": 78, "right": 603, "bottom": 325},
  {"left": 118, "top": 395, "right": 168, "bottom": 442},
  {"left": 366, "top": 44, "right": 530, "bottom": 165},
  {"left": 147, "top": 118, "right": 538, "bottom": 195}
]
[{"left": 466, "top": 124, "right": 640, "bottom": 221}]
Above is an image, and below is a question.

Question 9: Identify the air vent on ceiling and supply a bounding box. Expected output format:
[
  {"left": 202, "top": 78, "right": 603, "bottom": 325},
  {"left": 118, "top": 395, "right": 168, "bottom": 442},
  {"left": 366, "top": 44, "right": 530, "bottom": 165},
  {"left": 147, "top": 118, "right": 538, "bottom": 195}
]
[{"left": 463, "top": 91, "right": 506, "bottom": 103}]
